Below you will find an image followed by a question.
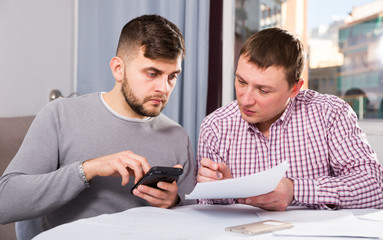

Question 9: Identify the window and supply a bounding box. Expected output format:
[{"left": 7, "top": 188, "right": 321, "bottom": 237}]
[
  {"left": 232, "top": 0, "right": 382, "bottom": 119},
  {"left": 308, "top": 0, "right": 383, "bottom": 119}
]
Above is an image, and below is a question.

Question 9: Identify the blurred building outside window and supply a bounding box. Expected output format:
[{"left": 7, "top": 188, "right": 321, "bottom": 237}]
[
  {"left": 233, "top": 0, "right": 383, "bottom": 120},
  {"left": 308, "top": 0, "right": 383, "bottom": 119}
]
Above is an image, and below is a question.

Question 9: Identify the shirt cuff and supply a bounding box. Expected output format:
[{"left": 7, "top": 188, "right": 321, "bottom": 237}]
[
  {"left": 290, "top": 177, "right": 336, "bottom": 210},
  {"left": 292, "top": 177, "right": 318, "bottom": 204}
]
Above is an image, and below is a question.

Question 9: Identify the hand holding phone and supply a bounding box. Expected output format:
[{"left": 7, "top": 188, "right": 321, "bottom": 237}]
[{"left": 130, "top": 166, "right": 183, "bottom": 194}]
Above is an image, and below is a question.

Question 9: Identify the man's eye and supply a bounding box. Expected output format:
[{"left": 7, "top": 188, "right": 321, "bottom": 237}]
[
  {"left": 259, "top": 89, "right": 269, "bottom": 94},
  {"left": 168, "top": 74, "right": 178, "bottom": 81},
  {"left": 148, "top": 72, "right": 157, "bottom": 77},
  {"left": 237, "top": 78, "right": 246, "bottom": 85}
]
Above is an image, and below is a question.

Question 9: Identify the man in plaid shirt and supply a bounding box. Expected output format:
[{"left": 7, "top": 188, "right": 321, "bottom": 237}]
[{"left": 197, "top": 28, "right": 383, "bottom": 210}]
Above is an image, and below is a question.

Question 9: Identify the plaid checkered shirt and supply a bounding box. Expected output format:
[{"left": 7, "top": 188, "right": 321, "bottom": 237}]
[{"left": 197, "top": 89, "right": 383, "bottom": 209}]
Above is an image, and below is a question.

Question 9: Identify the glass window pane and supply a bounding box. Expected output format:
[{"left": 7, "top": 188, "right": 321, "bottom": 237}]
[
  {"left": 234, "top": 0, "right": 383, "bottom": 119},
  {"left": 308, "top": 0, "right": 382, "bottom": 119}
]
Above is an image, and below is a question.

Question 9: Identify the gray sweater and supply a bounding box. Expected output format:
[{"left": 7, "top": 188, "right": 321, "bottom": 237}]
[{"left": 0, "top": 93, "right": 196, "bottom": 230}]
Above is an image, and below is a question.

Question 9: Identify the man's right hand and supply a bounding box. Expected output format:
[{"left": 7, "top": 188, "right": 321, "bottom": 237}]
[
  {"left": 197, "top": 158, "right": 233, "bottom": 183},
  {"left": 82, "top": 150, "right": 151, "bottom": 186}
]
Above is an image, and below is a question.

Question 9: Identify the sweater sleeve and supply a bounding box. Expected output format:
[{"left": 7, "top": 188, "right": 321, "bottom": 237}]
[
  {"left": 175, "top": 134, "right": 197, "bottom": 206},
  {"left": 0, "top": 102, "right": 86, "bottom": 224}
]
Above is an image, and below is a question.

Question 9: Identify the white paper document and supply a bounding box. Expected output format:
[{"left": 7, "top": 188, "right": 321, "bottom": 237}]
[
  {"left": 257, "top": 208, "right": 382, "bottom": 239},
  {"left": 185, "top": 161, "right": 288, "bottom": 199},
  {"left": 357, "top": 210, "right": 383, "bottom": 222}
]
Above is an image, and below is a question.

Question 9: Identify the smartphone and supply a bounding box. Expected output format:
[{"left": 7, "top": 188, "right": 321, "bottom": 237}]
[
  {"left": 130, "top": 166, "right": 183, "bottom": 194},
  {"left": 225, "top": 220, "right": 294, "bottom": 236}
]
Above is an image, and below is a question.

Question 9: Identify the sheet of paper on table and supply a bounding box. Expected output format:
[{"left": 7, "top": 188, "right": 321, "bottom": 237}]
[
  {"left": 256, "top": 208, "right": 382, "bottom": 239},
  {"left": 185, "top": 161, "right": 288, "bottom": 199},
  {"left": 357, "top": 210, "right": 383, "bottom": 222}
]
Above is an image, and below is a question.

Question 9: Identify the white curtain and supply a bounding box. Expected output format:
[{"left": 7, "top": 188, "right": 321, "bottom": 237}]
[{"left": 77, "top": 0, "right": 210, "bottom": 154}]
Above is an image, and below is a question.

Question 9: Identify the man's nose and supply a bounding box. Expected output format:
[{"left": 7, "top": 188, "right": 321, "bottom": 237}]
[
  {"left": 241, "top": 88, "right": 256, "bottom": 106},
  {"left": 155, "top": 76, "right": 171, "bottom": 94}
]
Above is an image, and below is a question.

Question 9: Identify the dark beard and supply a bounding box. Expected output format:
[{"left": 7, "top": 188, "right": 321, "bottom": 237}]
[{"left": 121, "top": 76, "right": 167, "bottom": 117}]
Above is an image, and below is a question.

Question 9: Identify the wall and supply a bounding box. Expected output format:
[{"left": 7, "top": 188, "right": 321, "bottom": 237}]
[{"left": 0, "top": 0, "right": 75, "bottom": 117}]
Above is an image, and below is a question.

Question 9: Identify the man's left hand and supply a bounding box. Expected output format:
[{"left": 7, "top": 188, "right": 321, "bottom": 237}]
[
  {"left": 132, "top": 164, "right": 182, "bottom": 208},
  {"left": 237, "top": 178, "right": 294, "bottom": 211}
]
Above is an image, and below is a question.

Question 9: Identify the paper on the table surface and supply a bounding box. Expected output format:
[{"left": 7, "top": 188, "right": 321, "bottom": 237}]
[
  {"left": 357, "top": 210, "right": 383, "bottom": 222},
  {"left": 185, "top": 161, "right": 288, "bottom": 199},
  {"left": 256, "top": 208, "right": 381, "bottom": 239}
]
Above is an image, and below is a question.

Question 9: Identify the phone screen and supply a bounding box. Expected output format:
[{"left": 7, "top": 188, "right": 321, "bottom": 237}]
[{"left": 130, "top": 166, "right": 183, "bottom": 194}]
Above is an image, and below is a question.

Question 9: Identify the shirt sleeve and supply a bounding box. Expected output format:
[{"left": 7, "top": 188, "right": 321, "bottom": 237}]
[
  {"left": 196, "top": 117, "right": 236, "bottom": 205},
  {"left": 291, "top": 102, "right": 383, "bottom": 209},
  {"left": 0, "top": 102, "right": 86, "bottom": 224}
]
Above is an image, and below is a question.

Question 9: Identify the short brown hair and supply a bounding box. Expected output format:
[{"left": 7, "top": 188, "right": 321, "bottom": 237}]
[
  {"left": 239, "top": 28, "right": 305, "bottom": 88},
  {"left": 116, "top": 14, "right": 185, "bottom": 60}
]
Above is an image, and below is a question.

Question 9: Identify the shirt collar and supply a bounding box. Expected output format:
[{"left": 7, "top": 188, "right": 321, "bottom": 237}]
[{"left": 279, "top": 97, "right": 296, "bottom": 127}]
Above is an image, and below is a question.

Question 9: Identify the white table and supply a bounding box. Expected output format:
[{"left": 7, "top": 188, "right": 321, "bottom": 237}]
[{"left": 33, "top": 204, "right": 383, "bottom": 240}]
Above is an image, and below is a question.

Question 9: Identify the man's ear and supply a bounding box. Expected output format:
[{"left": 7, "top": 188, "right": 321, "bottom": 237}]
[
  {"left": 110, "top": 57, "right": 124, "bottom": 82},
  {"left": 290, "top": 78, "right": 304, "bottom": 98}
]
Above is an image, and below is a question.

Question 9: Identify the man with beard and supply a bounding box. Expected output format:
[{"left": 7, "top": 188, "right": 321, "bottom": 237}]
[{"left": 0, "top": 14, "right": 195, "bottom": 234}]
